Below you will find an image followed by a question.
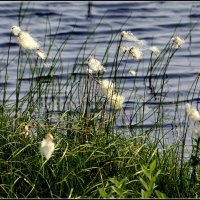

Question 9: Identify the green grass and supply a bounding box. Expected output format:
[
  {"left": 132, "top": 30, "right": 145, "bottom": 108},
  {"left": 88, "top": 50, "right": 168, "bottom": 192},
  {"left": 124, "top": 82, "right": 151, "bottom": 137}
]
[{"left": 0, "top": 1, "right": 200, "bottom": 198}]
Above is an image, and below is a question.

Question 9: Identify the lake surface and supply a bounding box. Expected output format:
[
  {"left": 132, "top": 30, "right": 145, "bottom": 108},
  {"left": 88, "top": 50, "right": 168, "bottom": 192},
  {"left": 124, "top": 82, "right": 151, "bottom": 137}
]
[{"left": 1, "top": 1, "right": 200, "bottom": 153}]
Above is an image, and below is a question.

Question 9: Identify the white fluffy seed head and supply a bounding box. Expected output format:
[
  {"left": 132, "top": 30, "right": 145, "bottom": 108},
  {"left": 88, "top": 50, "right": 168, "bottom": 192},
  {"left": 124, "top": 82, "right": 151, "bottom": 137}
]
[
  {"left": 20, "top": 125, "right": 30, "bottom": 138},
  {"left": 185, "top": 103, "right": 200, "bottom": 121},
  {"left": 185, "top": 103, "right": 191, "bottom": 113},
  {"left": 108, "top": 93, "right": 125, "bottom": 110},
  {"left": 100, "top": 79, "right": 114, "bottom": 89},
  {"left": 99, "top": 79, "right": 115, "bottom": 95},
  {"left": 121, "top": 31, "right": 126, "bottom": 38},
  {"left": 36, "top": 49, "right": 46, "bottom": 60},
  {"left": 149, "top": 46, "right": 160, "bottom": 56},
  {"left": 121, "top": 31, "right": 138, "bottom": 41},
  {"left": 40, "top": 133, "right": 55, "bottom": 160},
  {"left": 17, "top": 31, "right": 40, "bottom": 50},
  {"left": 129, "top": 47, "right": 142, "bottom": 60},
  {"left": 46, "top": 133, "right": 54, "bottom": 140},
  {"left": 120, "top": 45, "right": 143, "bottom": 60},
  {"left": 120, "top": 31, "right": 147, "bottom": 48},
  {"left": 87, "top": 68, "right": 93, "bottom": 74},
  {"left": 192, "top": 123, "right": 200, "bottom": 139},
  {"left": 87, "top": 56, "right": 106, "bottom": 73},
  {"left": 11, "top": 26, "right": 21, "bottom": 36},
  {"left": 129, "top": 70, "right": 137, "bottom": 76},
  {"left": 171, "top": 36, "right": 185, "bottom": 48},
  {"left": 24, "top": 125, "right": 29, "bottom": 132},
  {"left": 190, "top": 109, "right": 200, "bottom": 121},
  {"left": 119, "top": 45, "right": 130, "bottom": 53},
  {"left": 11, "top": 26, "right": 46, "bottom": 61},
  {"left": 98, "top": 79, "right": 125, "bottom": 110}
]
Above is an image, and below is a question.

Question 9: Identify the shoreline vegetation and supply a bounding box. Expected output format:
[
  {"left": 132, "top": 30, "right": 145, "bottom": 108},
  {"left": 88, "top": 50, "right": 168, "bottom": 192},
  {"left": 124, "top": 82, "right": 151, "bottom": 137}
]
[{"left": 0, "top": 2, "right": 200, "bottom": 198}]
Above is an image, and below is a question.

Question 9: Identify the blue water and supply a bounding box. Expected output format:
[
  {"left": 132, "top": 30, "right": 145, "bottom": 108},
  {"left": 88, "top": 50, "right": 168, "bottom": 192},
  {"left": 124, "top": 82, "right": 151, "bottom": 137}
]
[{"left": 1, "top": 1, "right": 200, "bottom": 153}]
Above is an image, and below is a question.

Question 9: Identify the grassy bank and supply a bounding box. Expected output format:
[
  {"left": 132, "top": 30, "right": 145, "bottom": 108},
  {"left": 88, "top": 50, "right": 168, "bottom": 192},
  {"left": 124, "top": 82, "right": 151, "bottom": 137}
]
[{"left": 0, "top": 2, "right": 200, "bottom": 198}]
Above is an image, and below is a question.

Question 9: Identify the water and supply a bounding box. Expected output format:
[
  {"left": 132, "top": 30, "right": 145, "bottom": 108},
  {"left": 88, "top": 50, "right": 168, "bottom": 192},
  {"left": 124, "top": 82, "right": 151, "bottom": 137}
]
[{"left": 1, "top": 1, "right": 200, "bottom": 152}]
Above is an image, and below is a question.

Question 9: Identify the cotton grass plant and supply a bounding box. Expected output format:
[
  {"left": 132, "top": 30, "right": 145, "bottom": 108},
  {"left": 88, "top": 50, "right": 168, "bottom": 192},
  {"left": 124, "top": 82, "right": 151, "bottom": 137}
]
[
  {"left": 0, "top": 1, "right": 200, "bottom": 198},
  {"left": 11, "top": 25, "right": 46, "bottom": 60}
]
